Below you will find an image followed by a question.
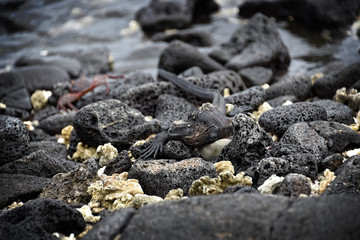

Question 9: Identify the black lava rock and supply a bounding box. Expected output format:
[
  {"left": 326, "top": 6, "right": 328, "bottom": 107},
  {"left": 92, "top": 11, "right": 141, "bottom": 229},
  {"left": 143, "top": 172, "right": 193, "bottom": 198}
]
[
  {"left": 210, "top": 13, "right": 290, "bottom": 74},
  {"left": 225, "top": 86, "right": 265, "bottom": 110},
  {"left": 128, "top": 158, "right": 217, "bottom": 198},
  {"left": 238, "top": 0, "right": 360, "bottom": 29},
  {"left": 239, "top": 66, "right": 273, "bottom": 87},
  {"left": 158, "top": 40, "right": 225, "bottom": 74},
  {"left": 38, "top": 112, "right": 75, "bottom": 135},
  {"left": 73, "top": 99, "right": 161, "bottom": 150},
  {"left": 258, "top": 102, "right": 327, "bottom": 136},
  {"left": 152, "top": 29, "right": 213, "bottom": 47},
  {"left": 155, "top": 94, "right": 197, "bottom": 129},
  {"left": 0, "top": 71, "right": 32, "bottom": 111},
  {"left": 135, "top": 0, "right": 219, "bottom": 35},
  {"left": 265, "top": 74, "right": 312, "bottom": 101},
  {"left": 14, "top": 54, "right": 82, "bottom": 78},
  {"left": 0, "top": 115, "right": 30, "bottom": 166},
  {"left": 27, "top": 141, "right": 68, "bottom": 161},
  {"left": 313, "top": 61, "right": 360, "bottom": 99},
  {"left": 313, "top": 99, "right": 354, "bottom": 124},
  {"left": 274, "top": 173, "right": 311, "bottom": 198},
  {"left": 82, "top": 208, "right": 135, "bottom": 240},
  {"left": 0, "top": 173, "right": 51, "bottom": 209},
  {"left": 0, "top": 198, "right": 86, "bottom": 239},
  {"left": 280, "top": 122, "right": 328, "bottom": 158},
  {"left": 0, "top": 150, "right": 73, "bottom": 178},
  {"left": 16, "top": 65, "right": 70, "bottom": 93},
  {"left": 323, "top": 155, "right": 360, "bottom": 195},
  {"left": 308, "top": 121, "right": 360, "bottom": 154},
  {"left": 218, "top": 113, "right": 273, "bottom": 172},
  {"left": 104, "top": 150, "right": 132, "bottom": 175},
  {"left": 318, "top": 154, "right": 344, "bottom": 172},
  {"left": 120, "top": 194, "right": 360, "bottom": 240},
  {"left": 256, "top": 157, "right": 290, "bottom": 185}
]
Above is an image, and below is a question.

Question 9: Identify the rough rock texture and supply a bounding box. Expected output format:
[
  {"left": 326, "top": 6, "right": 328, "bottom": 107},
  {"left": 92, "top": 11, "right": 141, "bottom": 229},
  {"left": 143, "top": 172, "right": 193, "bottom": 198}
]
[
  {"left": 308, "top": 121, "right": 360, "bottom": 154},
  {"left": 14, "top": 54, "right": 82, "bottom": 78},
  {"left": 218, "top": 114, "right": 273, "bottom": 172},
  {"left": 313, "top": 61, "right": 360, "bottom": 99},
  {"left": 158, "top": 40, "right": 225, "bottom": 74},
  {"left": 128, "top": 158, "right": 217, "bottom": 198},
  {"left": 323, "top": 155, "right": 360, "bottom": 195},
  {"left": 238, "top": 0, "right": 360, "bottom": 29},
  {"left": 82, "top": 208, "right": 135, "bottom": 240},
  {"left": 258, "top": 102, "right": 327, "bottom": 135},
  {"left": 155, "top": 94, "right": 197, "bottom": 128},
  {"left": 313, "top": 99, "right": 354, "bottom": 124},
  {"left": 209, "top": 13, "right": 290, "bottom": 74},
  {"left": 262, "top": 143, "right": 319, "bottom": 182},
  {"left": 135, "top": 0, "right": 219, "bottom": 35},
  {"left": 265, "top": 74, "right": 312, "bottom": 101},
  {"left": 225, "top": 86, "right": 265, "bottom": 110},
  {"left": 73, "top": 99, "right": 161, "bottom": 150},
  {"left": 0, "top": 150, "right": 75, "bottom": 178},
  {"left": 38, "top": 112, "right": 76, "bottom": 135},
  {"left": 39, "top": 159, "right": 99, "bottom": 204},
  {"left": 0, "top": 71, "right": 32, "bottom": 112},
  {"left": 27, "top": 141, "right": 68, "bottom": 161},
  {"left": 16, "top": 65, "right": 70, "bottom": 93},
  {"left": 256, "top": 157, "right": 290, "bottom": 185},
  {"left": 318, "top": 154, "right": 344, "bottom": 172},
  {"left": 280, "top": 122, "right": 328, "bottom": 158},
  {"left": 48, "top": 46, "right": 111, "bottom": 76},
  {"left": 239, "top": 66, "right": 273, "bottom": 87},
  {"left": 0, "top": 199, "right": 86, "bottom": 239},
  {"left": 104, "top": 150, "right": 132, "bottom": 175},
  {"left": 120, "top": 194, "right": 360, "bottom": 240},
  {"left": 274, "top": 173, "right": 311, "bottom": 198},
  {"left": 0, "top": 174, "right": 51, "bottom": 209},
  {"left": 0, "top": 115, "right": 30, "bottom": 166}
]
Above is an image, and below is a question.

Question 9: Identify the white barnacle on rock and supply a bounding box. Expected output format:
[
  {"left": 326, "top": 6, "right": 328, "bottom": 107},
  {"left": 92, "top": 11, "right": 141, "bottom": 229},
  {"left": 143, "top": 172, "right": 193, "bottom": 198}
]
[
  {"left": 131, "top": 194, "right": 163, "bottom": 209},
  {"left": 59, "top": 125, "right": 74, "bottom": 146},
  {"left": 343, "top": 148, "right": 360, "bottom": 157},
  {"left": 319, "top": 169, "right": 336, "bottom": 194},
  {"left": 257, "top": 175, "right": 284, "bottom": 194},
  {"left": 253, "top": 102, "right": 272, "bottom": 121},
  {"left": 30, "top": 90, "right": 52, "bottom": 111},
  {"left": 0, "top": 102, "right": 6, "bottom": 109},
  {"left": 77, "top": 205, "right": 101, "bottom": 223},
  {"left": 164, "top": 188, "right": 184, "bottom": 200},
  {"left": 72, "top": 142, "right": 97, "bottom": 162},
  {"left": 96, "top": 143, "right": 118, "bottom": 167},
  {"left": 189, "top": 161, "right": 252, "bottom": 196}
]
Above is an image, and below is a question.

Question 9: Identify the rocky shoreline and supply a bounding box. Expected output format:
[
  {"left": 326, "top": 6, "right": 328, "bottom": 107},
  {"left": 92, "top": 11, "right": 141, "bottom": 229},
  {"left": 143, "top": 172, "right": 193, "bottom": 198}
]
[{"left": 1, "top": 0, "right": 360, "bottom": 239}]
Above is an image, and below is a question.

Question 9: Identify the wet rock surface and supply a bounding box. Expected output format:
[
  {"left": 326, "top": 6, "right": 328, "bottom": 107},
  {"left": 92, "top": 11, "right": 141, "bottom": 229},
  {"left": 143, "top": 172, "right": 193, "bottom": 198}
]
[{"left": 1, "top": 0, "right": 360, "bottom": 239}]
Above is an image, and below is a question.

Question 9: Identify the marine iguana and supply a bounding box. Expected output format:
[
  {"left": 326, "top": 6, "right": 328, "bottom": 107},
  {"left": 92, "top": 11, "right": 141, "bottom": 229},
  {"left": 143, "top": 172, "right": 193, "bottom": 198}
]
[{"left": 140, "top": 69, "right": 249, "bottom": 159}]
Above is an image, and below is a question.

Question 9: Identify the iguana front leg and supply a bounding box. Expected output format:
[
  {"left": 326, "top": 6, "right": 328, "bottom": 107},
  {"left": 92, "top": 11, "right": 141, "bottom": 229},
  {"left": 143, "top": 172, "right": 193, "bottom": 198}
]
[{"left": 139, "top": 131, "right": 169, "bottom": 159}]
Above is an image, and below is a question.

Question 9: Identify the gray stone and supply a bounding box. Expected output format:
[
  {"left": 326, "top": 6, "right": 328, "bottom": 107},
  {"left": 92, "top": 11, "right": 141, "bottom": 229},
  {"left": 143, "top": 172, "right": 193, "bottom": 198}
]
[
  {"left": 158, "top": 40, "right": 225, "bottom": 74},
  {"left": 265, "top": 74, "right": 312, "bottom": 101},
  {"left": 39, "top": 159, "right": 99, "bottom": 204},
  {"left": 0, "top": 115, "right": 30, "bottom": 166},
  {"left": 104, "top": 150, "right": 132, "bottom": 175},
  {"left": 313, "top": 99, "right": 354, "bottom": 125},
  {"left": 210, "top": 13, "right": 290, "bottom": 74},
  {"left": 239, "top": 66, "right": 273, "bottom": 87},
  {"left": 225, "top": 86, "right": 265, "bottom": 110},
  {"left": 318, "top": 154, "right": 344, "bottom": 172},
  {"left": 38, "top": 112, "right": 75, "bottom": 135},
  {"left": 266, "top": 95, "right": 297, "bottom": 107},
  {"left": 73, "top": 99, "right": 161, "bottom": 150},
  {"left": 274, "top": 173, "right": 311, "bottom": 198},
  {"left": 27, "top": 141, "right": 68, "bottom": 161},
  {"left": 128, "top": 158, "right": 217, "bottom": 198},
  {"left": 280, "top": 122, "right": 328, "bottom": 158},
  {"left": 257, "top": 157, "right": 290, "bottom": 185},
  {"left": 0, "top": 199, "right": 85, "bottom": 239},
  {"left": 0, "top": 173, "right": 51, "bottom": 209},
  {"left": 152, "top": 29, "right": 213, "bottom": 47},
  {"left": 258, "top": 102, "right": 327, "bottom": 135},
  {"left": 0, "top": 150, "right": 74, "bottom": 178},
  {"left": 218, "top": 113, "right": 273, "bottom": 172}
]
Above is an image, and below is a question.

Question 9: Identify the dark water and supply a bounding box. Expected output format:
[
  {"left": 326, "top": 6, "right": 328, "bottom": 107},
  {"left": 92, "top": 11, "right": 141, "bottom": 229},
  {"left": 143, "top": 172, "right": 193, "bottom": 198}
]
[{"left": 0, "top": 0, "right": 359, "bottom": 76}]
